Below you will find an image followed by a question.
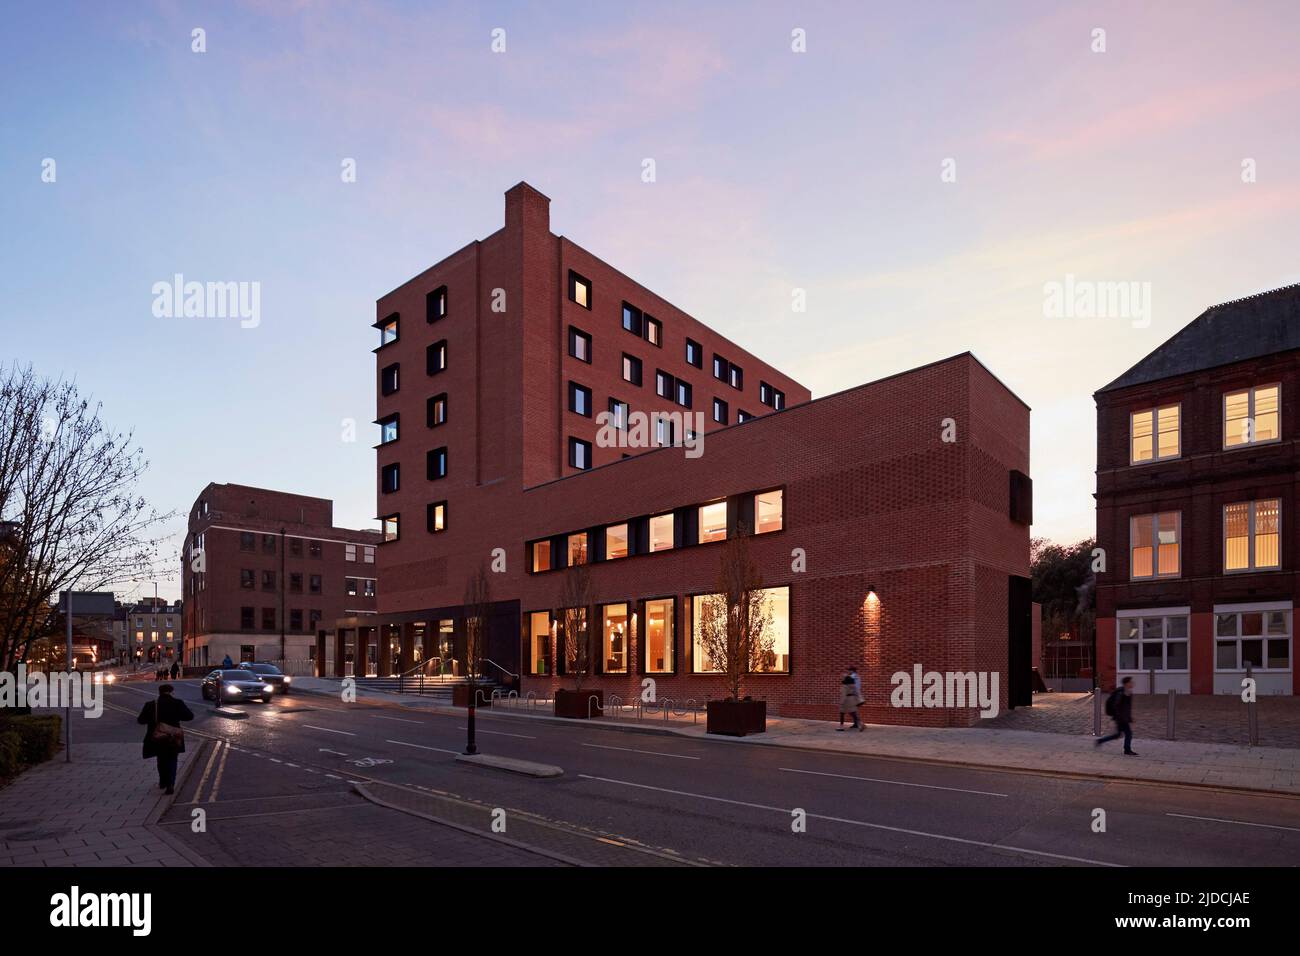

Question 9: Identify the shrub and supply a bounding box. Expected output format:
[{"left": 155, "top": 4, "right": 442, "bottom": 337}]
[
  {"left": 0, "top": 714, "right": 62, "bottom": 767},
  {"left": 0, "top": 730, "right": 20, "bottom": 780}
]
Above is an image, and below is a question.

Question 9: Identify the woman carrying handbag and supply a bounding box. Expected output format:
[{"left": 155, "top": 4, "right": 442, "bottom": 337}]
[{"left": 137, "top": 684, "right": 195, "bottom": 794}]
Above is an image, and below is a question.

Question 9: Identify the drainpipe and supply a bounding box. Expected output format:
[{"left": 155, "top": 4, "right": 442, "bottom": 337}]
[{"left": 279, "top": 526, "right": 286, "bottom": 664}]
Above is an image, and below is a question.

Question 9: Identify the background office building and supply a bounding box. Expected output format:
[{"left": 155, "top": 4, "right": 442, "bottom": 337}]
[
  {"left": 1095, "top": 284, "right": 1300, "bottom": 695},
  {"left": 181, "top": 483, "right": 380, "bottom": 672},
  {"left": 353, "top": 183, "right": 1032, "bottom": 725}
]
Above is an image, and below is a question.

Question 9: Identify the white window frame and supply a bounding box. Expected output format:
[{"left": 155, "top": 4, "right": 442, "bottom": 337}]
[
  {"left": 1223, "top": 383, "right": 1280, "bottom": 449},
  {"left": 1116, "top": 608, "right": 1190, "bottom": 673},
  {"left": 1223, "top": 499, "right": 1281, "bottom": 573},
  {"left": 1213, "top": 601, "right": 1292, "bottom": 673},
  {"left": 1128, "top": 510, "right": 1181, "bottom": 581},
  {"left": 1129, "top": 403, "right": 1181, "bottom": 465}
]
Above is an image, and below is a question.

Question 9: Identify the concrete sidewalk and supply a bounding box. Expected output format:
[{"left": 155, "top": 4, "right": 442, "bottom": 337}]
[
  {"left": 294, "top": 677, "right": 1300, "bottom": 796},
  {"left": 0, "top": 737, "right": 208, "bottom": 868}
]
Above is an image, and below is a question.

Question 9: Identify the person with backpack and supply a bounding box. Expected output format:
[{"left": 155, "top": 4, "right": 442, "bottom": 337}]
[
  {"left": 137, "top": 684, "right": 195, "bottom": 794},
  {"left": 1095, "top": 676, "right": 1137, "bottom": 755},
  {"left": 838, "top": 667, "right": 863, "bottom": 731}
]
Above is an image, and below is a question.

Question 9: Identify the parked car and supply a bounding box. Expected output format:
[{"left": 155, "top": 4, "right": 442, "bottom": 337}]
[
  {"left": 201, "top": 669, "right": 274, "bottom": 703},
  {"left": 236, "top": 661, "right": 292, "bottom": 695}
]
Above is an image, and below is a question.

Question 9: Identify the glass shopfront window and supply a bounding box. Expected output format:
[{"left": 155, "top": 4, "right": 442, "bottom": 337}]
[
  {"left": 643, "top": 598, "right": 675, "bottom": 673},
  {"left": 692, "top": 585, "right": 790, "bottom": 674},
  {"left": 527, "top": 611, "right": 551, "bottom": 676},
  {"left": 601, "top": 603, "right": 629, "bottom": 674}
]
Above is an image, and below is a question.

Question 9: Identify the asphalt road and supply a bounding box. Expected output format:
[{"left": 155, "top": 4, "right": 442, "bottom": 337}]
[{"left": 103, "top": 680, "right": 1300, "bottom": 868}]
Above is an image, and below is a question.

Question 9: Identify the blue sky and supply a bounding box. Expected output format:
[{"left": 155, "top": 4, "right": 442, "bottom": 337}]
[{"left": 4, "top": 1, "right": 1299, "bottom": 600}]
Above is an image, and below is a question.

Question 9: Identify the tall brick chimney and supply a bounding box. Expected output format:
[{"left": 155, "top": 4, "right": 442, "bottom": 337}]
[{"left": 504, "top": 181, "right": 550, "bottom": 234}]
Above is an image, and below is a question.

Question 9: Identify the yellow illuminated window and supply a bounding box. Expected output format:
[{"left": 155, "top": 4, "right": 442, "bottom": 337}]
[
  {"left": 1225, "top": 385, "right": 1280, "bottom": 448},
  {"left": 1226, "top": 499, "right": 1281, "bottom": 572},
  {"left": 755, "top": 489, "right": 784, "bottom": 534},
  {"left": 1130, "top": 511, "right": 1180, "bottom": 580},
  {"left": 699, "top": 501, "right": 727, "bottom": 543},
  {"left": 649, "top": 514, "right": 674, "bottom": 552}
]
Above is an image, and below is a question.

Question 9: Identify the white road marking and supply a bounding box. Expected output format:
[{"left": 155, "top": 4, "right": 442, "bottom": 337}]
[
  {"left": 385, "top": 739, "right": 460, "bottom": 755},
  {"left": 270, "top": 758, "right": 282, "bottom": 763},
  {"left": 371, "top": 715, "right": 424, "bottom": 724},
  {"left": 577, "top": 774, "right": 1122, "bottom": 868},
  {"left": 1167, "top": 812, "right": 1300, "bottom": 833},
  {"left": 318, "top": 748, "right": 349, "bottom": 756},
  {"left": 581, "top": 742, "right": 699, "bottom": 760},
  {"left": 324, "top": 774, "right": 342, "bottom": 780},
  {"left": 303, "top": 725, "right": 356, "bottom": 736},
  {"left": 779, "top": 767, "right": 1008, "bottom": 798},
  {"left": 459, "top": 726, "right": 536, "bottom": 739}
]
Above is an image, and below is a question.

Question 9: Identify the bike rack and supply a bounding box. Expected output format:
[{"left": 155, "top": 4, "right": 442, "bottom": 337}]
[{"left": 587, "top": 694, "right": 604, "bottom": 718}]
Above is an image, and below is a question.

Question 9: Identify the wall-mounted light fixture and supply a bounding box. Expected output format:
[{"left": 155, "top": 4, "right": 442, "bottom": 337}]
[{"left": 865, "top": 585, "right": 878, "bottom": 603}]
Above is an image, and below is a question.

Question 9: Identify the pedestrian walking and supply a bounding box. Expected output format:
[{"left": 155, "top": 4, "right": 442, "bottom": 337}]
[
  {"left": 221, "top": 654, "right": 233, "bottom": 668},
  {"left": 170, "top": 659, "right": 180, "bottom": 679},
  {"left": 137, "top": 684, "right": 194, "bottom": 794},
  {"left": 1095, "top": 676, "right": 1138, "bottom": 755},
  {"left": 838, "top": 667, "right": 863, "bottom": 731}
]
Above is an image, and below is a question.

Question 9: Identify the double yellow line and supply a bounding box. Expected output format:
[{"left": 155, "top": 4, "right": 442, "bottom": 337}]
[{"left": 189, "top": 739, "right": 230, "bottom": 804}]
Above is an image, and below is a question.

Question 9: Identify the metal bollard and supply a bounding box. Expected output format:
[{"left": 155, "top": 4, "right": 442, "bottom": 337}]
[
  {"left": 1148, "top": 667, "right": 1157, "bottom": 695},
  {"left": 1166, "top": 689, "right": 1176, "bottom": 740},
  {"left": 1246, "top": 661, "right": 1259, "bottom": 747},
  {"left": 1093, "top": 686, "right": 1102, "bottom": 736}
]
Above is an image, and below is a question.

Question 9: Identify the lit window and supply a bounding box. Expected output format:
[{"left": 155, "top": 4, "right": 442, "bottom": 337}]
[
  {"left": 426, "top": 285, "right": 447, "bottom": 323},
  {"left": 1131, "top": 405, "right": 1180, "bottom": 463},
  {"left": 381, "top": 463, "right": 400, "bottom": 494},
  {"left": 644, "top": 598, "right": 674, "bottom": 673},
  {"left": 644, "top": 316, "right": 662, "bottom": 347},
  {"left": 427, "top": 447, "right": 447, "bottom": 480},
  {"left": 567, "top": 532, "right": 588, "bottom": 565},
  {"left": 569, "top": 326, "right": 592, "bottom": 362},
  {"left": 649, "top": 513, "right": 674, "bottom": 552},
  {"left": 601, "top": 603, "right": 629, "bottom": 674},
  {"left": 569, "top": 382, "right": 592, "bottom": 417},
  {"left": 699, "top": 500, "right": 727, "bottom": 543},
  {"left": 346, "top": 578, "right": 358, "bottom": 597},
  {"left": 381, "top": 363, "right": 399, "bottom": 395},
  {"left": 427, "top": 340, "right": 447, "bottom": 375},
  {"left": 685, "top": 339, "right": 702, "bottom": 368},
  {"left": 570, "top": 437, "right": 592, "bottom": 470},
  {"left": 528, "top": 611, "right": 552, "bottom": 675},
  {"left": 1129, "top": 511, "right": 1180, "bottom": 579},
  {"left": 532, "top": 540, "right": 551, "bottom": 573},
  {"left": 1225, "top": 385, "right": 1279, "bottom": 448},
  {"left": 427, "top": 393, "right": 447, "bottom": 427},
  {"left": 692, "top": 586, "right": 789, "bottom": 673},
  {"left": 755, "top": 489, "right": 783, "bottom": 534},
  {"left": 606, "top": 523, "right": 629, "bottom": 559},
  {"left": 622, "top": 354, "right": 642, "bottom": 386},
  {"left": 713, "top": 398, "right": 728, "bottom": 424},
  {"left": 378, "top": 313, "right": 398, "bottom": 347},
  {"left": 379, "top": 414, "right": 399, "bottom": 444},
  {"left": 1225, "top": 500, "right": 1281, "bottom": 572},
  {"left": 428, "top": 501, "right": 447, "bottom": 533},
  {"left": 569, "top": 271, "right": 591, "bottom": 310},
  {"left": 381, "top": 514, "right": 399, "bottom": 542}
]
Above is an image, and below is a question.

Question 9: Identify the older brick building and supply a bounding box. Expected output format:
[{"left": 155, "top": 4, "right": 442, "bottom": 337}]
[
  {"left": 1095, "top": 284, "right": 1300, "bottom": 696},
  {"left": 347, "top": 182, "right": 1032, "bottom": 725},
  {"left": 182, "top": 483, "right": 380, "bottom": 671}
]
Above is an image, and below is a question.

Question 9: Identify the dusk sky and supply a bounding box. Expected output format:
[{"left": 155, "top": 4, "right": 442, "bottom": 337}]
[{"left": 4, "top": 0, "right": 1299, "bottom": 601}]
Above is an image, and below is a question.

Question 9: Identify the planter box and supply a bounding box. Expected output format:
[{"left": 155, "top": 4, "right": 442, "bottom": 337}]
[
  {"left": 453, "top": 684, "right": 493, "bottom": 708},
  {"left": 706, "top": 698, "right": 766, "bottom": 736},
  {"left": 554, "top": 688, "right": 603, "bottom": 719}
]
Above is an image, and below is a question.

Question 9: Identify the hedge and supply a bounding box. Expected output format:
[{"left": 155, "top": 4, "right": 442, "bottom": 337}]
[
  {"left": 0, "top": 730, "right": 20, "bottom": 780},
  {"left": 0, "top": 713, "right": 62, "bottom": 775}
]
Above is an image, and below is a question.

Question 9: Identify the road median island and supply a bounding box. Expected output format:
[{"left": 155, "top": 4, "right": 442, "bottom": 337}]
[{"left": 454, "top": 753, "right": 563, "bottom": 777}]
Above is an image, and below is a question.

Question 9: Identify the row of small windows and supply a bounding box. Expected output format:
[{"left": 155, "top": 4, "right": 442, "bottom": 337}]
[
  {"left": 1129, "top": 499, "right": 1281, "bottom": 580},
  {"left": 567, "top": 411, "right": 702, "bottom": 468},
  {"left": 524, "top": 586, "right": 791, "bottom": 677},
  {"left": 238, "top": 532, "right": 372, "bottom": 562},
  {"left": 238, "top": 569, "right": 376, "bottom": 595},
  {"left": 373, "top": 287, "right": 445, "bottom": 352},
  {"left": 379, "top": 448, "right": 448, "bottom": 494},
  {"left": 528, "top": 488, "right": 784, "bottom": 573},
  {"left": 378, "top": 341, "right": 448, "bottom": 397},
  {"left": 240, "top": 607, "right": 324, "bottom": 632},
  {"left": 1129, "top": 384, "right": 1280, "bottom": 464},
  {"left": 378, "top": 502, "right": 448, "bottom": 542}
]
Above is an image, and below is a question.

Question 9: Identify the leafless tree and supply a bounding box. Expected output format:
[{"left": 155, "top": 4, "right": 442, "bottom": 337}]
[
  {"left": 0, "top": 364, "right": 171, "bottom": 672},
  {"left": 557, "top": 562, "right": 592, "bottom": 691},
  {"left": 695, "top": 523, "right": 774, "bottom": 701}
]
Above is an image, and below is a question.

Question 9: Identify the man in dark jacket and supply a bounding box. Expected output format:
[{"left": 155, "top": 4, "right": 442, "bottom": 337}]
[
  {"left": 137, "top": 684, "right": 195, "bottom": 794},
  {"left": 1095, "top": 676, "right": 1137, "bottom": 755}
]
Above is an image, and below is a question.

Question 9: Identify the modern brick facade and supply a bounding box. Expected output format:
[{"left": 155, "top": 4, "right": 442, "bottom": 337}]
[
  {"left": 1095, "top": 285, "right": 1300, "bottom": 696},
  {"left": 354, "top": 183, "right": 1032, "bottom": 725},
  {"left": 181, "top": 483, "right": 380, "bottom": 671}
]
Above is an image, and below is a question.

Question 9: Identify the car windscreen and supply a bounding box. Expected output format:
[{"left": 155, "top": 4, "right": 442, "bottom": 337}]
[
  {"left": 247, "top": 664, "right": 281, "bottom": 674},
  {"left": 221, "top": 670, "right": 256, "bottom": 680}
]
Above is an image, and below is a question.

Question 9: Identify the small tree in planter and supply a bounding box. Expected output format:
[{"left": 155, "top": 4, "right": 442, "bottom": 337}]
[
  {"left": 554, "top": 563, "right": 600, "bottom": 718},
  {"left": 697, "top": 523, "right": 774, "bottom": 735}
]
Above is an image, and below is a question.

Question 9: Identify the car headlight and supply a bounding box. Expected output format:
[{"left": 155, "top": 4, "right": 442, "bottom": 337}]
[
  {"left": 283, "top": 675, "right": 292, "bottom": 684},
  {"left": 227, "top": 686, "right": 242, "bottom": 695},
  {"left": 263, "top": 684, "right": 274, "bottom": 693}
]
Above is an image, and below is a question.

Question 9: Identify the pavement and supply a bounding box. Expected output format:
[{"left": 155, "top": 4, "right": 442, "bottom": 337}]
[{"left": 289, "top": 678, "right": 1300, "bottom": 797}]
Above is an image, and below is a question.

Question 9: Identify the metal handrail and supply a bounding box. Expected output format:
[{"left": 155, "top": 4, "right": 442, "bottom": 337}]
[
  {"left": 397, "top": 657, "right": 441, "bottom": 694},
  {"left": 476, "top": 657, "right": 519, "bottom": 681}
]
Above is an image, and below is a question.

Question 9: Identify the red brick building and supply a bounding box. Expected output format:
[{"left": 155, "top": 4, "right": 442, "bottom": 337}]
[
  {"left": 1095, "top": 284, "right": 1300, "bottom": 696},
  {"left": 348, "top": 183, "right": 1032, "bottom": 725},
  {"left": 181, "top": 483, "right": 380, "bottom": 672}
]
